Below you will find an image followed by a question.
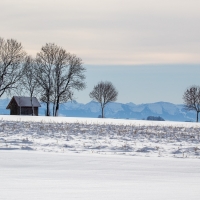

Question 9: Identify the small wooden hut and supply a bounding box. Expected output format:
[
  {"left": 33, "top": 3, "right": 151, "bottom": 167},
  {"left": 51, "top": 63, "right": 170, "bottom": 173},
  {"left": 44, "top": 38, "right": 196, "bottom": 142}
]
[{"left": 6, "top": 96, "right": 41, "bottom": 116}]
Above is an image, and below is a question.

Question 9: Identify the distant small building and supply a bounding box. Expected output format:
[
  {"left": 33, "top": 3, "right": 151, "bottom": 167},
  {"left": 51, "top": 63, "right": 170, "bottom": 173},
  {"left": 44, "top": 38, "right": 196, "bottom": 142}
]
[{"left": 6, "top": 96, "right": 41, "bottom": 116}]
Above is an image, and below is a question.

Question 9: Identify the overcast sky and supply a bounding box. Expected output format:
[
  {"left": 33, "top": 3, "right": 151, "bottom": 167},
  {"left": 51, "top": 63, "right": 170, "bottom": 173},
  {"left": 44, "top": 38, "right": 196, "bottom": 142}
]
[{"left": 1, "top": 0, "right": 200, "bottom": 104}]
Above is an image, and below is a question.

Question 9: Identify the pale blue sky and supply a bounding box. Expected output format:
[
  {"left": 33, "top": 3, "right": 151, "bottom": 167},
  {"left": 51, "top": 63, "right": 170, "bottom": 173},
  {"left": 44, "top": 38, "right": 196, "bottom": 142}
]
[
  {"left": 0, "top": 0, "right": 200, "bottom": 104},
  {"left": 76, "top": 64, "right": 200, "bottom": 104}
]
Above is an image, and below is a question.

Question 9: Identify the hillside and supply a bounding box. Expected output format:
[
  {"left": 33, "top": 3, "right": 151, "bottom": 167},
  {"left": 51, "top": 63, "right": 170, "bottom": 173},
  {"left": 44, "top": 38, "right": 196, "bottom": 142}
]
[{"left": 0, "top": 98, "right": 195, "bottom": 122}]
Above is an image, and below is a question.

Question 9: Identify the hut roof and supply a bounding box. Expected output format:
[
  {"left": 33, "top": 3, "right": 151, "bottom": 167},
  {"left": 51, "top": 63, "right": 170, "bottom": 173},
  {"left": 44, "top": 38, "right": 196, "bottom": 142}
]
[{"left": 6, "top": 96, "right": 41, "bottom": 109}]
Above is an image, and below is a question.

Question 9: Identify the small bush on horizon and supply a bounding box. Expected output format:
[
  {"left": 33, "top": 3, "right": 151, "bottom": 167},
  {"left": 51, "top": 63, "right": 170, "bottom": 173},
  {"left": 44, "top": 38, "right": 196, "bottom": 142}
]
[{"left": 147, "top": 116, "right": 165, "bottom": 121}]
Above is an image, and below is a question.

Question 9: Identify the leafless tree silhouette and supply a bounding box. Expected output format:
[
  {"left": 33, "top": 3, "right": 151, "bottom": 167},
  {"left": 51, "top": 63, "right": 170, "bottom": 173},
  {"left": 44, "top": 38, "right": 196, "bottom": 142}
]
[
  {"left": 35, "top": 43, "right": 86, "bottom": 116},
  {"left": 0, "top": 37, "right": 26, "bottom": 97},
  {"left": 89, "top": 81, "right": 118, "bottom": 118},
  {"left": 52, "top": 53, "right": 85, "bottom": 116},
  {"left": 183, "top": 86, "right": 200, "bottom": 122},
  {"left": 35, "top": 44, "right": 54, "bottom": 116}
]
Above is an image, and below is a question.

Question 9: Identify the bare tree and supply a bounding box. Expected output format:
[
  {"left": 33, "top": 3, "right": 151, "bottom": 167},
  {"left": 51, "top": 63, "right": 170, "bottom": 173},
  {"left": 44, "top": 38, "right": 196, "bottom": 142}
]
[
  {"left": 35, "top": 43, "right": 55, "bottom": 116},
  {"left": 20, "top": 56, "right": 39, "bottom": 115},
  {"left": 89, "top": 81, "right": 118, "bottom": 118},
  {"left": 53, "top": 53, "right": 86, "bottom": 116},
  {"left": 183, "top": 86, "right": 200, "bottom": 122},
  {"left": 35, "top": 43, "right": 86, "bottom": 116},
  {"left": 0, "top": 37, "right": 26, "bottom": 97}
]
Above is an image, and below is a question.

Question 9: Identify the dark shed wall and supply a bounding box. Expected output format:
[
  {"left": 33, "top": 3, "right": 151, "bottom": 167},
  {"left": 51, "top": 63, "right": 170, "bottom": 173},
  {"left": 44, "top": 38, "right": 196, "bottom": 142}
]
[
  {"left": 21, "top": 107, "right": 38, "bottom": 115},
  {"left": 10, "top": 99, "right": 19, "bottom": 115},
  {"left": 21, "top": 107, "right": 32, "bottom": 115}
]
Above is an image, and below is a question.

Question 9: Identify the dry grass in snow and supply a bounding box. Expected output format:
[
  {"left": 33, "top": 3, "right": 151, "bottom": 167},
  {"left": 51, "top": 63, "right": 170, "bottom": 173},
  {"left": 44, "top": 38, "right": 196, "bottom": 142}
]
[{"left": 0, "top": 115, "right": 200, "bottom": 159}]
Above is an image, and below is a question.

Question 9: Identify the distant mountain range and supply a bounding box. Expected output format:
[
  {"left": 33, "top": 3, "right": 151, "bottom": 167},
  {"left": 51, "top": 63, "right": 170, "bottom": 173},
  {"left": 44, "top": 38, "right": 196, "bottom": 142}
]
[{"left": 0, "top": 98, "right": 196, "bottom": 122}]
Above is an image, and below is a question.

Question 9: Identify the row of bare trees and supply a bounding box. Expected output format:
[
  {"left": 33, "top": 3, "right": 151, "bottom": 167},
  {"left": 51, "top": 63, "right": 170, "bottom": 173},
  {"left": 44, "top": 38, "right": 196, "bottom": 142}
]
[
  {"left": 2, "top": 37, "right": 199, "bottom": 121},
  {"left": 0, "top": 37, "right": 86, "bottom": 116}
]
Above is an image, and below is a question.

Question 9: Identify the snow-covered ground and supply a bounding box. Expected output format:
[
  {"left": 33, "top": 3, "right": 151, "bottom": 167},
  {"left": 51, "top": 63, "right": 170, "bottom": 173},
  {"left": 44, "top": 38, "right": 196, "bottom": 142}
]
[
  {"left": 1, "top": 151, "right": 200, "bottom": 200},
  {"left": 0, "top": 115, "right": 200, "bottom": 199},
  {"left": 0, "top": 115, "right": 200, "bottom": 158}
]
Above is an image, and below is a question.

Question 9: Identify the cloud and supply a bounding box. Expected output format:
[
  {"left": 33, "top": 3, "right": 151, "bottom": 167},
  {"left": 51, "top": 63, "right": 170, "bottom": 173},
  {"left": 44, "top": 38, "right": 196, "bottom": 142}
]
[{"left": 0, "top": 0, "right": 200, "bottom": 64}]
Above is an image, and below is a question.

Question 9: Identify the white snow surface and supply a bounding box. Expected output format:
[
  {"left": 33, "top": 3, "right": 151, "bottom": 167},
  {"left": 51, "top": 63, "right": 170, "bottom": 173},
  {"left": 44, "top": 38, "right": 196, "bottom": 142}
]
[
  {"left": 1, "top": 115, "right": 200, "bottom": 199},
  {"left": 1, "top": 115, "right": 200, "bottom": 158},
  {"left": 1, "top": 151, "right": 200, "bottom": 200}
]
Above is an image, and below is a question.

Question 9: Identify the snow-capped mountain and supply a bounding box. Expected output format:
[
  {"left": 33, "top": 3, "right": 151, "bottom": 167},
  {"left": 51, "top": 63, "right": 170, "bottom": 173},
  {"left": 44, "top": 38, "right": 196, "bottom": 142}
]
[{"left": 0, "top": 98, "right": 195, "bottom": 122}]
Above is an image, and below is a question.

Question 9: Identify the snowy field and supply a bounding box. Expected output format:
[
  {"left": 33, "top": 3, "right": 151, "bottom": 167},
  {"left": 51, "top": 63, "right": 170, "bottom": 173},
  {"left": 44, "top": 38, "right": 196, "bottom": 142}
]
[
  {"left": 0, "top": 151, "right": 200, "bottom": 200},
  {"left": 0, "top": 115, "right": 200, "bottom": 158},
  {"left": 0, "top": 115, "right": 200, "bottom": 199}
]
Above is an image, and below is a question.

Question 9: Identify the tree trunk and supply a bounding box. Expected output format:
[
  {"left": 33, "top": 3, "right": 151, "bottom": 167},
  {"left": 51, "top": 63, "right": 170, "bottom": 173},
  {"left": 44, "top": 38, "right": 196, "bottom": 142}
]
[
  {"left": 197, "top": 111, "right": 199, "bottom": 122},
  {"left": 46, "top": 100, "right": 50, "bottom": 116},
  {"left": 101, "top": 106, "right": 104, "bottom": 118},
  {"left": 46, "top": 88, "right": 51, "bottom": 116},
  {"left": 55, "top": 96, "right": 60, "bottom": 117},
  {"left": 53, "top": 100, "right": 56, "bottom": 116},
  {"left": 46, "top": 102, "right": 49, "bottom": 116}
]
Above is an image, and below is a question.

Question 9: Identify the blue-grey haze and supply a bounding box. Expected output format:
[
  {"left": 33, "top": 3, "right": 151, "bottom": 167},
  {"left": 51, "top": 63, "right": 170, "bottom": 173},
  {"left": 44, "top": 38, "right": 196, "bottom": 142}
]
[
  {"left": 0, "top": 98, "right": 196, "bottom": 122},
  {"left": 75, "top": 64, "right": 200, "bottom": 104}
]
